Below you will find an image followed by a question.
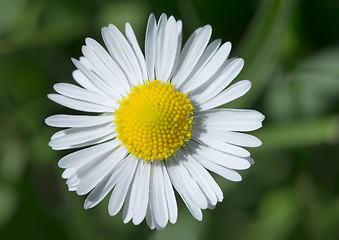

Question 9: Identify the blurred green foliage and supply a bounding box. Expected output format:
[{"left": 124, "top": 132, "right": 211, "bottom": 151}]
[{"left": 0, "top": 0, "right": 338, "bottom": 239}]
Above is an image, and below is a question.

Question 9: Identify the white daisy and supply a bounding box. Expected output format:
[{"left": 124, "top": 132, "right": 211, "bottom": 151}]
[{"left": 46, "top": 13, "right": 264, "bottom": 230}]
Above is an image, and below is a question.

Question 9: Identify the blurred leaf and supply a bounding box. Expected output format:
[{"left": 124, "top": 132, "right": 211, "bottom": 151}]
[
  {"left": 230, "top": 0, "right": 298, "bottom": 107},
  {"left": 266, "top": 46, "right": 339, "bottom": 122},
  {"left": 0, "top": 184, "right": 18, "bottom": 227},
  {"left": 238, "top": 188, "right": 301, "bottom": 240},
  {"left": 254, "top": 115, "right": 339, "bottom": 152},
  {"left": 0, "top": 138, "right": 27, "bottom": 183},
  {"left": 0, "top": 0, "right": 27, "bottom": 35},
  {"left": 96, "top": 1, "right": 149, "bottom": 40},
  {"left": 296, "top": 173, "right": 339, "bottom": 240},
  {"left": 0, "top": 114, "right": 27, "bottom": 182},
  {"left": 149, "top": 206, "right": 208, "bottom": 240},
  {"left": 0, "top": 0, "right": 87, "bottom": 54}
]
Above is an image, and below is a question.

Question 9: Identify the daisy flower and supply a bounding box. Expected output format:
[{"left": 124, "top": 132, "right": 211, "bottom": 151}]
[{"left": 46, "top": 13, "right": 264, "bottom": 230}]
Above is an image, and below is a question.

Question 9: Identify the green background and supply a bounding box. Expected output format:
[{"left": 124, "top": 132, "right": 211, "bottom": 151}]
[{"left": 0, "top": 0, "right": 338, "bottom": 239}]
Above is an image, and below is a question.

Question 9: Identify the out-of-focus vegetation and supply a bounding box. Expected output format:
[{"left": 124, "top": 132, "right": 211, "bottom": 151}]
[{"left": 0, "top": 0, "right": 338, "bottom": 239}]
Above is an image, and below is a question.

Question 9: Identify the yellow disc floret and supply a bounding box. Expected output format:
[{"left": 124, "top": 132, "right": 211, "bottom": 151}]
[{"left": 114, "top": 80, "right": 194, "bottom": 161}]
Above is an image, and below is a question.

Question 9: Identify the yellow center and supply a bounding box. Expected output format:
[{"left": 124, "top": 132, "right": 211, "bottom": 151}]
[{"left": 114, "top": 80, "right": 194, "bottom": 161}]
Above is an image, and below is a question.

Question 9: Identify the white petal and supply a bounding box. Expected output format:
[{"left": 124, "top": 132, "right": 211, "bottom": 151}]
[
  {"left": 49, "top": 123, "right": 115, "bottom": 149},
  {"left": 107, "top": 24, "right": 143, "bottom": 85},
  {"left": 81, "top": 44, "right": 127, "bottom": 98},
  {"left": 193, "top": 128, "right": 262, "bottom": 147},
  {"left": 181, "top": 41, "right": 231, "bottom": 93},
  {"left": 48, "top": 94, "right": 114, "bottom": 113},
  {"left": 192, "top": 58, "right": 244, "bottom": 104},
  {"left": 66, "top": 155, "right": 104, "bottom": 191},
  {"left": 108, "top": 156, "right": 139, "bottom": 216},
  {"left": 191, "top": 129, "right": 251, "bottom": 158},
  {"left": 171, "top": 20, "right": 183, "bottom": 78},
  {"left": 125, "top": 23, "right": 148, "bottom": 82},
  {"left": 45, "top": 114, "right": 114, "bottom": 128},
  {"left": 198, "top": 80, "right": 251, "bottom": 111},
  {"left": 72, "top": 58, "right": 118, "bottom": 98},
  {"left": 150, "top": 160, "right": 169, "bottom": 228},
  {"left": 187, "top": 140, "right": 251, "bottom": 170},
  {"left": 61, "top": 166, "right": 79, "bottom": 179},
  {"left": 76, "top": 146, "right": 128, "bottom": 195},
  {"left": 182, "top": 150, "right": 223, "bottom": 202},
  {"left": 145, "top": 13, "right": 157, "bottom": 81},
  {"left": 166, "top": 156, "right": 205, "bottom": 221},
  {"left": 58, "top": 139, "right": 120, "bottom": 168},
  {"left": 53, "top": 83, "right": 118, "bottom": 108},
  {"left": 186, "top": 143, "right": 242, "bottom": 182},
  {"left": 194, "top": 109, "right": 265, "bottom": 132},
  {"left": 131, "top": 161, "right": 151, "bottom": 225},
  {"left": 102, "top": 27, "right": 138, "bottom": 87},
  {"left": 84, "top": 168, "right": 119, "bottom": 209},
  {"left": 162, "top": 163, "right": 177, "bottom": 224},
  {"left": 155, "top": 15, "right": 178, "bottom": 82},
  {"left": 72, "top": 70, "right": 99, "bottom": 93},
  {"left": 85, "top": 38, "right": 131, "bottom": 93},
  {"left": 55, "top": 132, "right": 117, "bottom": 150},
  {"left": 146, "top": 202, "right": 155, "bottom": 230},
  {"left": 177, "top": 150, "right": 217, "bottom": 206},
  {"left": 171, "top": 25, "right": 212, "bottom": 88}
]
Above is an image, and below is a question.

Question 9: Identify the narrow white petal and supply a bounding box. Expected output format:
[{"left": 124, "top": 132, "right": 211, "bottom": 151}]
[
  {"left": 108, "top": 156, "right": 139, "bottom": 216},
  {"left": 125, "top": 23, "right": 148, "bottom": 82},
  {"left": 171, "top": 25, "right": 212, "bottom": 88},
  {"left": 178, "top": 39, "right": 221, "bottom": 93},
  {"left": 76, "top": 146, "right": 128, "bottom": 195},
  {"left": 186, "top": 143, "right": 242, "bottom": 182},
  {"left": 181, "top": 41, "right": 231, "bottom": 93},
  {"left": 53, "top": 83, "right": 117, "bottom": 108},
  {"left": 84, "top": 167, "right": 120, "bottom": 209},
  {"left": 198, "top": 80, "right": 251, "bottom": 111},
  {"left": 150, "top": 160, "right": 169, "bottom": 228},
  {"left": 187, "top": 140, "right": 251, "bottom": 170},
  {"left": 58, "top": 139, "right": 119, "bottom": 168},
  {"left": 155, "top": 15, "right": 178, "bottom": 82},
  {"left": 72, "top": 70, "right": 99, "bottom": 93},
  {"left": 54, "top": 132, "right": 117, "bottom": 150},
  {"left": 166, "top": 157, "right": 202, "bottom": 221},
  {"left": 122, "top": 183, "right": 134, "bottom": 223},
  {"left": 81, "top": 44, "right": 126, "bottom": 98},
  {"left": 192, "top": 58, "right": 244, "bottom": 104},
  {"left": 48, "top": 94, "right": 114, "bottom": 113},
  {"left": 131, "top": 161, "right": 151, "bottom": 225},
  {"left": 45, "top": 114, "right": 114, "bottom": 128},
  {"left": 192, "top": 128, "right": 262, "bottom": 147},
  {"left": 66, "top": 155, "right": 104, "bottom": 191},
  {"left": 49, "top": 123, "right": 116, "bottom": 149},
  {"left": 182, "top": 150, "right": 223, "bottom": 202},
  {"left": 61, "top": 166, "right": 79, "bottom": 179},
  {"left": 171, "top": 155, "right": 209, "bottom": 210},
  {"left": 102, "top": 27, "right": 138, "bottom": 87},
  {"left": 191, "top": 130, "right": 251, "bottom": 158},
  {"left": 162, "top": 163, "right": 177, "bottom": 224},
  {"left": 194, "top": 109, "right": 265, "bottom": 131},
  {"left": 72, "top": 58, "right": 118, "bottom": 98},
  {"left": 146, "top": 202, "right": 155, "bottom": 230},
  {"left": 177, "top": 150, "right": 217, "bottom": 206},
  {"left": 107, "top": 24, "right": 143, "bottom": 85},
  {"left": 85, "top": 38, "right": 131, "bottom": 93},
  {"left": 170, "top": 20, "right": 183, "bottom": 78},
  {"left": 145, "top": 13, "right": 157, "bottom": 81}
]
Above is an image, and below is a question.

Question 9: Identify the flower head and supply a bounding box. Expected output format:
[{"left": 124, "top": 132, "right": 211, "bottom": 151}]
[{"left": 46, "top": 13, "right": 264, "bottom": 230}]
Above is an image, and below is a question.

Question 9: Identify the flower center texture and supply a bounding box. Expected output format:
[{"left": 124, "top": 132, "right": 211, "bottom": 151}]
[{"left": 114, "top": 80, "right": 194, "bottom": 161}]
